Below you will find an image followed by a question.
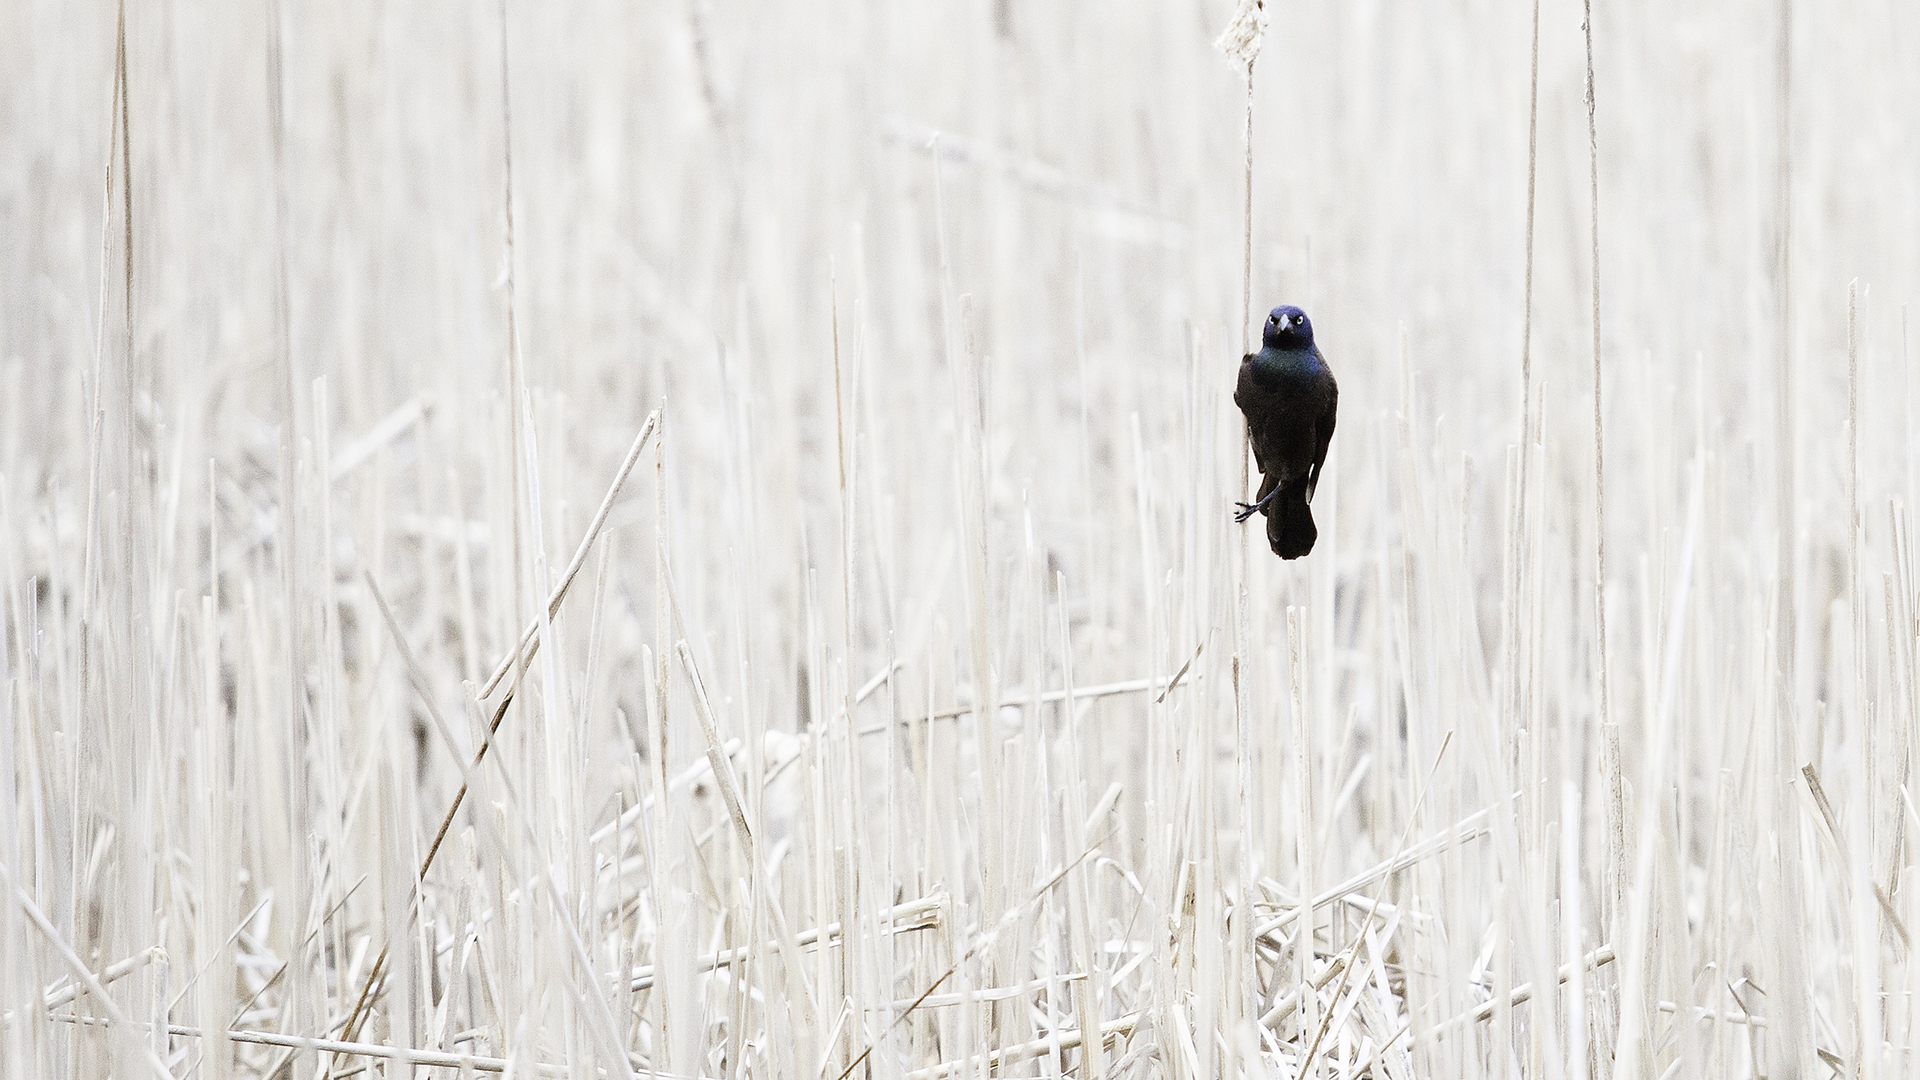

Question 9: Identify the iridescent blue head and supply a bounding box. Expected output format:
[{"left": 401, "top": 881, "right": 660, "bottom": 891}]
[{"left": 1262, "top": 305, "right": 1313, "bottom": 349}]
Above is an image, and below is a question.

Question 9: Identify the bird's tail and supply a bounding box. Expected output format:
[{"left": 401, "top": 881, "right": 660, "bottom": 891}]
[{"left": 1266, "top": 478, "right": 1317, "bottom": 560}]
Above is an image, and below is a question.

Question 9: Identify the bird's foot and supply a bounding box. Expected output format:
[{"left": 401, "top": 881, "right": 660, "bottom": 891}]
[{"left": 1233, "top": 489, "right": 1279, "bottom": 523}]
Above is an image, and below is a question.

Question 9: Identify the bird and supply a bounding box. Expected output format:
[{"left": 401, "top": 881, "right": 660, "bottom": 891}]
[{"left": 1234, "top": 305, "right": 1338, "bottom": 559}]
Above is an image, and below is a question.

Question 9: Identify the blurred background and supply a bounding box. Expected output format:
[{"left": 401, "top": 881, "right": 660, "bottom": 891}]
[{"left": 4, "top": 0, "right": 1919, "bottom": 1077}]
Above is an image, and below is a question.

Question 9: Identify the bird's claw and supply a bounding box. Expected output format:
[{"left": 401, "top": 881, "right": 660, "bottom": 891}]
[{"left": 1232, "top": 501, "right": 1260, "bottom": 524}]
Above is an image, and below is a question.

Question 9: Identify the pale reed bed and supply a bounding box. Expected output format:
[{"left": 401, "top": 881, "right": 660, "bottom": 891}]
[{"left": 3, "top": 1, "right": 1920, "bottom": 1077}]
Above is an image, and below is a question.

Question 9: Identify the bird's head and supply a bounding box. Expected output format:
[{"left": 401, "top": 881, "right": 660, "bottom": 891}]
[{"left": 1263, "top": 306, "right": 1314, "bottom": 349}]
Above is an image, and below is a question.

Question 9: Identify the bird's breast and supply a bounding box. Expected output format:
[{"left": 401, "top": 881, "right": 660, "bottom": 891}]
[{"left": 1243, "top": 350, "right": 1326, "bottom": 400}]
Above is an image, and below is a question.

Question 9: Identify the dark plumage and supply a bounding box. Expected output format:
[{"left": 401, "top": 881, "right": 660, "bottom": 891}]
[{"left": 1234, "top": 305, "right": 1338, "bottom": 559}]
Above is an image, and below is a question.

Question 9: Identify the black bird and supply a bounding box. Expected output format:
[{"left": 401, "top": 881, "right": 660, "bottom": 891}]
[{"left": 1234, "top": 305, "right": 1337, "bottom": 559}]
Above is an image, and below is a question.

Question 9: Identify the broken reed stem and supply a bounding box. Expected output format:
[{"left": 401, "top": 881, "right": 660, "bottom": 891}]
[
  {"left": 2, "top": 867, "right": 174, "bottom": 1080},
  {"left": 1251, "top": 798, "right": 1497, "bottom": 940},
  {"left": 677, "top": 640, "right": 755, "bottom": 854},
  {"left": 855, "top": 670, "right": 1196, "bottom": 735},
  {"left": 1430, "top": 945, "right": 1619, "bottom": 1034},
  {"left": 622, "top": 895, "right": 945, "bottom": 991},
  {"left": 31, "top": 948, "right": 162, "bottom": 1013}
]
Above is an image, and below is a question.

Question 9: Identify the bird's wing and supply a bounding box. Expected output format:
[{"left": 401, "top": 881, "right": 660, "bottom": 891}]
[
  {"left": 1305, "top": 380, "right": 1337, "bottom": 502},
  {"left": 1235, "top": 355, "right": 1271, "bottom": 474}
]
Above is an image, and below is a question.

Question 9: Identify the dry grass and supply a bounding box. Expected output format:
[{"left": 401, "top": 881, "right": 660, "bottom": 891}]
[{"left": 4, "top": 1, "right": 1920, "bottom": 1077}]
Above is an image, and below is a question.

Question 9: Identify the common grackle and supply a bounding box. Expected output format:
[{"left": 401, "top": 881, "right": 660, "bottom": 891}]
[{"left": 1234, "top": 305, "right": 1338, "bottom": 559}]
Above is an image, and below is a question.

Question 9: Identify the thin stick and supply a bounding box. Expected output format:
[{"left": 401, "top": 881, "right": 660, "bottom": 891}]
[
  {"left": 1251, "top": 798, "right": 1499, "bottom": 940},
  {"left": 1427, "top": 945, "right": 1619, "bottom": 1035},
  {"left": 478, "top": 409, "right": 662, "bottom": 699},
  {"left": 118, "top": 0, "right": 133, "bottom": 383},
  {"left": 1519, "top": 0, "right": 1539, "bottom": 439},
  {"left": 1849, "top": 282, "right": 1868, "bottom": 872},
  {"left": 87, "top": 0, "right": 124, "bottom": 402},
  {"left": 1770, "top": 2, "right": 1815, "bottom": 1068},
  {"left": 1241, "top": 61, "right": 1255, "bottom": 357},
  {"left": 1511, "top": 0, "right": 1541, "bottom": 760},
  {"left": 856, "top": 669, "right": 1198, "bottom": 736},
  {"left": 1772, "top": 0, "right": 1796, "bottom": 673},
  {"left": 1239, "top": 55, "right": 1257, "bottom": 511},
  {"left": 1584, "top": 0, "right": 1623, "bottom": 955}
]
